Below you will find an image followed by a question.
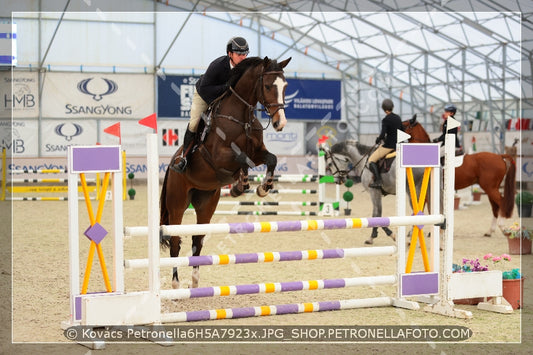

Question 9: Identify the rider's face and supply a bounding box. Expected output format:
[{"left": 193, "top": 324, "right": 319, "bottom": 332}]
[{"left": 229, "top": 51, "right": 248, "bottom": 66}]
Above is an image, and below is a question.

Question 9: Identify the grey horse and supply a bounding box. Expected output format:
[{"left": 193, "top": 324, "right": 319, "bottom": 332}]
[{"left": 325, "top": 140, "right": 425, "bottom": 244}]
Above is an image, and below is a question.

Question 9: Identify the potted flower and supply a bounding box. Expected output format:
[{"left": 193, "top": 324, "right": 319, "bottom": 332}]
[
  {"left": 472, "top": 185, "right": 482, "bottom": 202},
  {"left": 515, "top": 190, "right": 533, "bottom": 217},
  {"left": 451, "top": 257, "right": 490, "bottom": 305},
  {"left": 343, "top": 178, "right": 354, "bottom": 215},
  {"left": 484, "top": 253, "right": 524, "bottom": 310},
  {"left": 502, "top": 222, "right": 532, "bottom": 255}
]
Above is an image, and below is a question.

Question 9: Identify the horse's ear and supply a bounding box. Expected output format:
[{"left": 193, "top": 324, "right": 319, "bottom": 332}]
[
  {"left": 279, "top": 57, "right": 292, "bottom": 69},
  {"left": 410, "top": 114, "right": 417, "bottom": 124},
  {"left": 263, "top": 56, "right": 271, "bottom": 67}
]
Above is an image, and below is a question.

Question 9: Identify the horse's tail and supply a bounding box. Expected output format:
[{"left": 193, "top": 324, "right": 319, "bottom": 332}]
[
  {"left": 159, "top": 166, "right": 171, "bottom": 249},
  {"left": 501, "top": 154, "right": 517, "bottom": 218}
]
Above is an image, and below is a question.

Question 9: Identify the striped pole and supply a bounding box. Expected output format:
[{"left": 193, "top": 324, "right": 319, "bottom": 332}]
[
  {"left": 187, "top": 210, "right": 317, "bottom": 216},
  {"left": 221, "top": 188, "right": 317, "bottom": 195},
  {"left": 216, "top": 201, "right": 318, "bottom": 206},
  {"left": 125, "top": 246, "right": 396, "bottom": 269},
  {"left": 160, "top": 275, "right": 396, "bottom": 300},
  {"left": 161, "top": 297, "right": 394, "bottom": 323},
  {"left": 10, "top": 168, "right": 68, "bottom": 174},
  {"left": 124, "top": 214, "right": 444, "bottom": 238}
]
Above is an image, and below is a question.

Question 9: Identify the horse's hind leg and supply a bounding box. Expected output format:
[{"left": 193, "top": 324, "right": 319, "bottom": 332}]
[
  {"left": 230, "top": 169, "right": 250, "bottom": 197},
  {"left": 257, "top": 151, "right": 276, "bottom": 197}
]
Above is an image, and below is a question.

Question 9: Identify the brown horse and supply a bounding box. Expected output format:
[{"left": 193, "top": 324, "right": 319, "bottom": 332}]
[
  {"left": 404, "top": 118, "right": 516, "bottom": 236},
  {"left": 160, "top": 56, "right": 291, "bottom": 288}
]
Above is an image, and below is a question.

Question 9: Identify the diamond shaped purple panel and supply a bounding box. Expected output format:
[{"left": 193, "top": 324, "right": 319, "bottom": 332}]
[{"left": 84, "top": 223, "right": 108, "bottom": 244}]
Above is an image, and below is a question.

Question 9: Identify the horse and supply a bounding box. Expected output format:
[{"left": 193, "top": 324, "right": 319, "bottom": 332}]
[
  {"left": 159, "top": 56, "right": 291, "bottom": 289},
  {"left": 403, "top": 121, "right": 516, "bottom": 237},
  {"left": 325, "top": 116, "right": 429, "bottom": 244}
]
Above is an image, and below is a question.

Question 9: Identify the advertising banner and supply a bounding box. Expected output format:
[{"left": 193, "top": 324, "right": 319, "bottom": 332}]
[
  {"left": 42, "top": 73, "right": 154, "bottom": 119},
  {"left": 1, "top": 120, "right": 38, "bottom": 156},
  {"left": 157, "top": 75, "right": 341, "bottom": 121},
  {"left": 285, "top": 78, "right": 341, "bottom": 120},
  {"left": 0, "top": 71, "right": 39, "bottom": 118},
  {"left": 0, "top": 24, "right": 16, "bottom": 66},
  {"left": 41, "top": 120, "right": 97, "bottom": 157}
]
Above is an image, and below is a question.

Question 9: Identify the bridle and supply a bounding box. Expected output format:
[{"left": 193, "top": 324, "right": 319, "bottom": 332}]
[
  {"left": 223, "top": 69, "right": 286, "bottom": 131},
  {"left": 324, "top": 143, "right": 376, "bottom": 181}
]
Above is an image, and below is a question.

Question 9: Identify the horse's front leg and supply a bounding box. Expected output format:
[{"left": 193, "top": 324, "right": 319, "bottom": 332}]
[
  {"left": 257, "top": 151, "right": 276, "bottom": 197},
  {"left": 230, "top": 169, "right": 250, "bottom": 197}
]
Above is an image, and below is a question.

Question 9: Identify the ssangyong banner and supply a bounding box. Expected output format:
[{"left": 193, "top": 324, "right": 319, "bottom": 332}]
[
  {"left": 157, "top": 75, "right": 341, "bottom": 121},
  {"left": 42, "top": 73, "right": 154, "bottom": 119},
  {"left": 41, "top": 120, "right": 97, "bottom": 157},
  {"left": 0, "top": 71, "right": 39, "bottom": 118},
  {"left": 285, "top": 78, "right": 341, "bottom": 120},
  {"left": 1, "top": 120, "right": 38, "bottom": 156}
]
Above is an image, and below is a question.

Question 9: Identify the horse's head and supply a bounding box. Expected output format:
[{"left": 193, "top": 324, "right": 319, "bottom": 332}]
[
  {"left": 324, "top": 143, "right": 355, "bottom": 184},
  {"left": 259, "top": 56, "right": 291, "bottom": 131},
  {"left": 402, "top": 114, "right": 430, "bottom": 143}
]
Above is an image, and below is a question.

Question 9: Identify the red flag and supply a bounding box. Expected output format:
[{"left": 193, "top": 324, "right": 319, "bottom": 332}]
[
  {"left": 139, "top": 113, "right": 157, "bottom": 132},
  {"left": 104, "top": 122, "right": 121, "bottom": 144}
]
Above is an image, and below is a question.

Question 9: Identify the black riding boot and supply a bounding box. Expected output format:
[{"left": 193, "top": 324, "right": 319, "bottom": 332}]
[
  {"left": 174, "top": 128, "right": 195, "bottom": 173},
  {"left": 368, "top": 162, "right": 382, "bottom": 188}
]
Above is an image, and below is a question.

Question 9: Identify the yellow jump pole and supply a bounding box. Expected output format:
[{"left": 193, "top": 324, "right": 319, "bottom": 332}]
[
  {"left": 80, "top": 172, "right": 112, "bottom": 294},
  {"left": 122, "top": 150, "right": 126, "bottom": 200},
  {"left": 1, "top": 148, "right": 6, "bottom": 201}
]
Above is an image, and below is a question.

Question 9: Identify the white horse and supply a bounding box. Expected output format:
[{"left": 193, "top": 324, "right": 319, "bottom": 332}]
[{"left": 325, "top": 140, "right": 426, "bottom": 244}]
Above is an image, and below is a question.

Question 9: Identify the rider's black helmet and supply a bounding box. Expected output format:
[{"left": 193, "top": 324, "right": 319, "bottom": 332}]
[
  {"left": 444, "top": 104, "right": 457, "bottom": 115},
  {"left": 226, "top": 37, "right": 249, "bottom": 55},
  {"left": 381, "top": 99, "right": 394, "bottom": 112}
]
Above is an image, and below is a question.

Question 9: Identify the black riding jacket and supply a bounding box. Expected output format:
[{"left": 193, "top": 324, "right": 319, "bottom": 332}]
[
  {"left": 377, "top": 112, "right": 403, "bottom": 149},
  {"left": 195, "top": 55, "right": 232, "bottom": 104},
  {"left": 434, "top": 117, "right": 461, "bottom": 148}
]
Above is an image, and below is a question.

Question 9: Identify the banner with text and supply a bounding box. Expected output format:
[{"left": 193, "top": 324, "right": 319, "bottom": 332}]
[
  {"left": 42, "top": 73, "right": 154, "bottom": 119},
  {"left": 157, "top": 75, "right": 341, "bottom": 120},
  {"left": 0, "top": 71, "right": 39, "bottom": 118}
]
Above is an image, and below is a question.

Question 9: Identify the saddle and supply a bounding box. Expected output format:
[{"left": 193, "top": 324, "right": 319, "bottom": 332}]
[{"left": 377, "top": 152, "right": 396, "bottom": 173}]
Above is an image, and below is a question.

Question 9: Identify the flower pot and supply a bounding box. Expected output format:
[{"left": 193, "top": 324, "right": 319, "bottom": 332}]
[
  {"left": 344, "top": 208, "right": 351, "bottom": 216},
  {"left": 454, "top": 197, "right": 460, "bottom": 210},
  {"left": 507, "top": 236, "right": 532, "bottom": 255},
  {"left": 472, "top": 192, "right": 482, "bottom": 201},
  {"left": 517, "top": 203, "right": 533, "bottom": 217},
  {"left": 502, "top": 277, "right": 524, "bottom": 310}
]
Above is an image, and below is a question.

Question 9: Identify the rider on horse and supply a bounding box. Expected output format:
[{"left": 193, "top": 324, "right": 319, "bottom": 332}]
[
  {"left": 368, "top": 99, "right": 403, "bottom": 189},
  {"left": 432, "top": 103, "right": 462, "bottom": 152},
  {"left": 174, "top": 37, "right": 250, "bottom": 173}
]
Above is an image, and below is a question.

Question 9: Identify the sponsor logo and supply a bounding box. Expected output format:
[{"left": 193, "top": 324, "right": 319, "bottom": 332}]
[
  {"left": 65, "top": 77, "right": 132, "bottom": 116},
  {"left": 77, "top": 77, "right": 118, "bottom": 101},
  {"left": 55, "top": 123, "right": 83, "bottom": 141},
  {"left": 265, "top": 131, "right": 298, "bottom": 143},
  {"left": 284, "top": 90, "right": 299, "bottom": 104},
  {"left": 162, "top": 129, "right": 179, "bottom": 146}
]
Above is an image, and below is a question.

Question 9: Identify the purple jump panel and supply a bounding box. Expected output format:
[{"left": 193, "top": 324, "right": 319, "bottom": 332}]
[
  {"left": 401, "top": 144, "right": 440, "bottom": 167},
  {"left": 400, "top": 272, "right": 439, "bottom": 296},
  {"left": 70, "top": 146, "right": 121, "bottom": 173}
]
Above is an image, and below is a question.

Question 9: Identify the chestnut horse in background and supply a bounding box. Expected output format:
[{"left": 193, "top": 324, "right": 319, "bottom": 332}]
[
  {"left": 160, "top": 56, "right": 291, "bottom": 289},
  {"left": 404, "top": 117, "right": 516, "bottom": 236}
]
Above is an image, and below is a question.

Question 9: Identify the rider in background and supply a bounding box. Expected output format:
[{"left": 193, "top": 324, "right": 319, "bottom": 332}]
[
  {"left": 432, "top": 103, "right": 462, "bottom": 151},
  {"left": 174, "top": 36, "right": 250, "bottom": 173},
  {"left": 368, "top": 99, "right": 403, "bottom": 189}
]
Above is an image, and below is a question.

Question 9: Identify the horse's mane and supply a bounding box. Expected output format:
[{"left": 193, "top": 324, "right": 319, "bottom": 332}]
[
  {"left": 331, "top": 140, "right": 373, "bottom": 156},
  {"left": 227, "top": 56, "right": 283, "bottom": 88}
]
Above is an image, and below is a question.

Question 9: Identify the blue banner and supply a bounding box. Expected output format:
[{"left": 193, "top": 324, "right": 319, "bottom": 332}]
[
  {"left": 284, "top": 78, "right": 341, "bottom": 120},
  {"left": 157, "top": 75, "right": 341, "bottom": 120}
]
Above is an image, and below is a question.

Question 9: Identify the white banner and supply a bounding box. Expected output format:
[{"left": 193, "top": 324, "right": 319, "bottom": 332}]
[
  {"left": 2, "top": 120, "right": 38, "bottom": 156},
  {"left": 42, "top": 73, "right": 154, "bottom": 119},
  {"left": 0, "top": 71, "right": 39, "bottom": 118},
  {"left": 263, "top": 121, "right": 305, "bottom": 155},
  {"left": 41, "top": 120, "right": 98, "bottom": 157}
]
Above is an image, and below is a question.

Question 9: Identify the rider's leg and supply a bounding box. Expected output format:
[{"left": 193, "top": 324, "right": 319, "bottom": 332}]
[
  {"left": 368, "top": 146, "right": 390, "bottom": 189},
  {"left": 175, "top": 89, "right": 207, "bottom": 173}
]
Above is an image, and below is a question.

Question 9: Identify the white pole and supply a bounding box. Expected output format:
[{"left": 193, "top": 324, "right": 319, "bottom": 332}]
[
  {"left": 146, "top": 134, "right": 161, "bottom": 297},
  {"left": 443, "top": 133, "right": 456, "bottom": 300},
  {"left": 396, "top": 142, "right": 406, "bottom": 278},
  {"left": 67, "top": 147, "right": 80, "bottom": 324},
  {"left": 112, "top": 152, "right": 124, "bottom": 293}
]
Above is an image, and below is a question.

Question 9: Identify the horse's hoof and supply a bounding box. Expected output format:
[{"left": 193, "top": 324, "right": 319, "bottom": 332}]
[
  {"left": 172, "top": 280, "right": 180, "bottom": 289},
  {"left": 364, "top": 239, "right": 373, "bottom": 245},
  {"left": 256, "top": 186, "right": 269, "bottom": 198},
  {"left": 230, "top": 186, "right": 243, "bottom": 197}
]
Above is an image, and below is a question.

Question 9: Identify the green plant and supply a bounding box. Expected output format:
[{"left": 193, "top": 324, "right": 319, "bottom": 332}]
[
  {"left": 128, "top": 188, "right": 136, "bottom": 197},
  {"left": 515, "top": 190, "right": 533, "bottom": 205},
  {"left": 502, "top": 222, "right": 532, "bottom": 240}
]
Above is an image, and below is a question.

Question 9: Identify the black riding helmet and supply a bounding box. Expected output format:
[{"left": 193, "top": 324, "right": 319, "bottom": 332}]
[
  {"left": 226, "top": 37, "right": 249, "bottom": 55},
  {"left": 381, "top": 99, "right": 394, "bottom": 112},
  {"left": 444, "top": 104, "right": 457, "bottom": 115}
]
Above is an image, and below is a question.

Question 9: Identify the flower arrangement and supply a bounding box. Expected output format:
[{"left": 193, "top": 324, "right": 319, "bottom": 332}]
[
  {"left": 452, "top": 253, "right": 521, "bottom": 280},
  {"left": 502, "top": 222, "right": 532, "bottom": 240}
]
